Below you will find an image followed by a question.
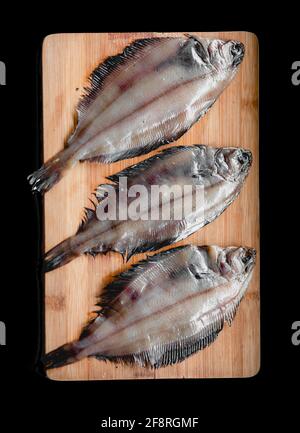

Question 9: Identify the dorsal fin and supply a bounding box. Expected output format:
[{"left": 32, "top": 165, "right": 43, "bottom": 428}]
[
  {"left": 76, "top": 205, "right": 96, "bottom": 234},
  {"left": 93, "top": 318, "right": 224, "bottom": 368},
  {"left": 77, "top": 38, "right": 167, "bottom": 121},
  {"left": 106, "top": 146, "right": 192, "bottom": 183},
  {"left": 93, "top": 297, "right": 246, "bottom": 368},
  {"left": 94, "top": 245, "right": 188, "bottom": 313}
]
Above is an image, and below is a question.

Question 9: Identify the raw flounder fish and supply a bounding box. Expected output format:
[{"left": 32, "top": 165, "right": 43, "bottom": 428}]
[
  {"left": 28, "top": 35, "right": 245, "bottom": 193},
  {"left": 43, "top": 244, "right": 256, "bottom": 369},
  {"left": 44, "top": 145, "right": 252, "bottom": 272}
]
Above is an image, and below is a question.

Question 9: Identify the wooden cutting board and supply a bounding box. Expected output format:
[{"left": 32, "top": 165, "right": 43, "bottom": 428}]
[{"left": 43, "top": 32, "right": 259, "bottom": 380}]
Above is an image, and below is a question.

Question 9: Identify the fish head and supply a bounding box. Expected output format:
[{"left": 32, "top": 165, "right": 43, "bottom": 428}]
[
  {"left": 214, "top": 147, "right": 252, "bottom": 182},
  {"left": 182, "top": 36, "right": 244, "bottom": 74},
  {"left": 205, "top": 245, "right": 256, "bottom": 278},
  {"left": 185, "top": 36, "right": 244, "bottom": 72},
  {"left": 221, "top": 247, "right": 256, "bottom": 281},
  {"left": 206, "top": 39, "right": 245, "bottom": 71}
]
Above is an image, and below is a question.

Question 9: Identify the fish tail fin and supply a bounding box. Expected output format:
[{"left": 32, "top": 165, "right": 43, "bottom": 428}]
[
  {"left": 27, "top": 148, "right": 75, "bottom": 194},
  {"left": 43, "top": 343, "right": 79, "bottom": 369},
  {"left": 44, "top": 237, "right": 79, "bottom": 272}
]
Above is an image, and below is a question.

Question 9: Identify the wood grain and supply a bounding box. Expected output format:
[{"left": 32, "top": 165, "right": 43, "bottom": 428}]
[{"left": 43, "top": 32, "right": 259, "bottom": 380}]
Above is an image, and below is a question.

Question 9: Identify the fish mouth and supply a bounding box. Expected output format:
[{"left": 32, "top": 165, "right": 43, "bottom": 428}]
[
  {"left": 236, "top": 247, "right": 256, "bottom": 273},
  {"left": 237, "top": 149, "right": 252, "bottom": 172},
  {"left": 202, "top": 246, "right": 256, "bottom": 276},
  {"left": 206, "top": 39, "right": 245, "bottom": 69},
  {"left": 231, "top": 41, "right": 245, "bottom": 67},
  {"left": 224, "top": 247, "right": 256, "bottom": 274},
  {"left": 215, "top": 148, "right": 252, "bottom": 181},
  {"left": 223, "top": 148, "right": 252, "bottom": 167},
  {"left": 241, "top": 247, "right": 256, "bottom": 271}
]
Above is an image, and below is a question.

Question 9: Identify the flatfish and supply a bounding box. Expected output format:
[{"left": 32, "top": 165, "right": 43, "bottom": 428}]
[
  {"left": 44, "top": 244, "right": 256, "bottom": 369},
  {"left": 28, "top": 35, "right": 245, "bottom": 193},
  {"left": 44, "top": 145, "right": 252, "bottom": 272}
]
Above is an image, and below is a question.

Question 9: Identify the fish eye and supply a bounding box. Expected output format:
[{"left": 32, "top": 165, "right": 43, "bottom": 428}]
[
  {"left": 238, "top": 151, "right": 250, "bottom": 165},
  {"left": 188, "top": 264, "right": 202, "bottom": 279},
  {"left": 194, "top": 40, "right": 208, "bottom": 63},
  {"left": 242, "top": 253, "right": 252, "bottom": 265}
]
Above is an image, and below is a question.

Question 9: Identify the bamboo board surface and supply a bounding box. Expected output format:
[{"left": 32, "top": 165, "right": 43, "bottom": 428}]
[{"left": 43, "top": 32, "right": 259, "bottom": 380}]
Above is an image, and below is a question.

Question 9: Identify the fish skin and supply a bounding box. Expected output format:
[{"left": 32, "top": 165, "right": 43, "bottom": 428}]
[
  {"left": 43, "top": 244, "right": 256, "bottom": 369},
  {"left": 28, "top": 35, "right": 245, "bottom": 193},
  {"left": 44, "top": 145, "right": 252, "bottom": 272}
]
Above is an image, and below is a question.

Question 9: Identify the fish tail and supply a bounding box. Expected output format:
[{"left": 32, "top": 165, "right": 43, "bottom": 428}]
[
  {"left": 43, "top": 342, "right": 80, "bottom": 369},
  {"left": 27, "top": 148, "right": 76, "bottom": 194},
  {"left": 44, "top": 237, "right": 79, "bottom": 272}
]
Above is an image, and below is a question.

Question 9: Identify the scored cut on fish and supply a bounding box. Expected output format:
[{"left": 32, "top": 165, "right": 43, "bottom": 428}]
[
  {"left": 28, "top": 35, "right": 245, "bottom": 193},
  {"left": 43, "top": 244, "right": 256, "bottom": 369},
  {"left": 44, "top": 145, "right": 252, "bottom": 272}
]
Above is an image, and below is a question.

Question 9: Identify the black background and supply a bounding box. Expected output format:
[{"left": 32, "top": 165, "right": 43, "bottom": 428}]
[{"left": 0, "top": 14, "right": 299, "bottom": 431}]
